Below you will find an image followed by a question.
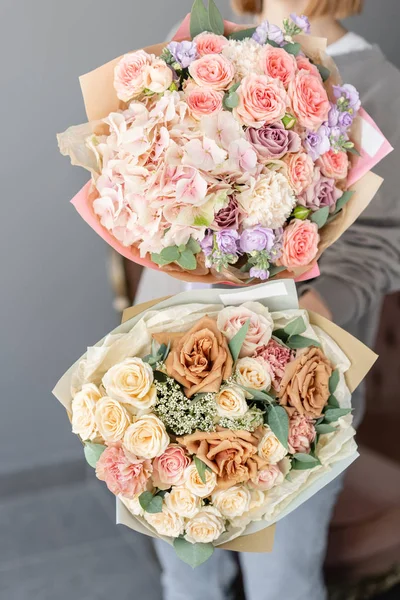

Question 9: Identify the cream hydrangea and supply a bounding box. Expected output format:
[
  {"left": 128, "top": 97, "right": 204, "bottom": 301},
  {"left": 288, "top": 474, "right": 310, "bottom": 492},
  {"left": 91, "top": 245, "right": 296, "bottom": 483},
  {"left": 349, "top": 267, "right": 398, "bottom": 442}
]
[
  {"left": 71, "top": 383, "right": 102, "bottom": 441},
  {"left": 185, "top": 506, "right": 225, "bottom": 544},
  {"left": 212, "top": 485, "right": 251, "bottom": 519},
  {"left": 144, "top": 504, "right": 185, "bottom": 538},
  {"left": 222, "top": 39, "right": 264, "bottom": 81},
  {"left": 239, "top": 171, "right": 296, "bottom": 229}
]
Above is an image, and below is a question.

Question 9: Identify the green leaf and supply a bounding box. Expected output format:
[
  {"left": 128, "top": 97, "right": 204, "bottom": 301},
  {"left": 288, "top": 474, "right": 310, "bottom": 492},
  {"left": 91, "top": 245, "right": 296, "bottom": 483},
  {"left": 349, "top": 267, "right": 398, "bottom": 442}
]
[
  {"left": 329, "top": 370, "right": 340, "bottom": 394},
  {"left": 228, "top": 27, "right": 257, "bottom": 41},
  {"left": 190, "top": 0, "right": 209, "bottom": 38},
  {"left": 269, "top": 265, "right": 287, "bottom": 278},
  {"left": 177, "top": 249, "right": 197, "bottom": 271},
  {"left": 328, "top": 394, "right": 340, "bottom": 408},
  {"left": 266, "top": 39, "right": 280, "bottom": 48},
  {"left": 228, "top": 318, "right": 250, "bottom": 362},
  {"left": 229, "top": 82, "right": 240, "bottom": 93},
  {"left": 287, "top": 335, "right": 321, "bottom": 349},
  {"left": 223, "top": 91, "right": 239, "bottom": 110},
  {"left": 173, "top": 538, "right": 214, "bottom": 568},
  {"left": 194, "top": 456, "right": 210, "bottom": 484},
  {"left": 315, "top": 424, "right": 337, "bottom": 435},
  {"left": 292, "top": 453, "right": 321, "bottom": 470},
  {"left": 208, "top": 0, "right": 224, "bottom": 35},
  {"left": 335, "top": 190, "right": 355, "bottom": 213},
  {"left": 139, "top": 491, "right": 163, "bottom": 514},
  {"left": 84, "top": 443, "right": 106, "bottom": 468},
  {"left": 186, "top": 238, "right": 201, "bottom": 254},
  {"left": 241, "top": 387, "right": 275, "bottom": 403},
  {"left": 284, "top": 317, "right": 307, "bottom": 337},
  {"left": 151, "top": 252, "right": 173, "bottom": 267},
  {"left": 160, "top": 246, "right": 180, "bottom": 263},
  {"left": 347, "top": 146, "right": 361, "bottom": 157},
  {"left": 315, "top": 63, "right": 331, "bottom": 82},
  {"left": 311, "top": 206, "right": 330, "bottom": 229},
  {"left": 267, "top": 405, "right": 289, "bottom": 449},
  {"left": 324, "top": 408, "right": 352, "bottom": 423},
  {"left": 272, "top": 328, "right": 289, "bottom": 344},
  {"left": 283, "top": 42, "right": 301, "bottom": 56}
]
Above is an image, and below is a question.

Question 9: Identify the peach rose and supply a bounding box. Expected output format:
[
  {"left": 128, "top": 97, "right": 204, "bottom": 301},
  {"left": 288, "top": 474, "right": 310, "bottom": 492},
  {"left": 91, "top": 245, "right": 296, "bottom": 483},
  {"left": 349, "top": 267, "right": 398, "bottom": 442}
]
[
  {"left": 114, "top": 50, "right": 153, "bottom": 101},
  {"left": 123, "top": 414, "right": 169, "bottom": 459},
  {"left": 189, "top": 54, "right": 235, "bottom": 90},
  {"left": 289, "top": 70, "right": 330, "bottom": 129},
  {"left": 212, "top": 485, "right": 251, "bottom": 519},
  {"left": 288, "top": 413, "right": 317, "bottom": 454},
  {"left": 179, "top": 427, "right": 268, "bottom": 490},
  {"left": 144, "top": 505, "right": 185, "bottom": 538},
  {"left": 143, "top": 59, "right": 173, "bottom": 94},
  {"left": 278, "top": 219, "right": 319, "bottom": 269},
  {"left": 153, "top": 444, "right": 191, "bottom": 490},
  {"left": 96, "top": 443, "right": 152, "bottom": 499},
  {"left": 279, "top": 347, "right": 333, "bottom": 418},
  {"left": 287, "top": 152, "right": 314, "bottom": 195},
  {"left": 234, "top": 74, "right": 287, "bottom": 128},
  {"left": 258, "top": 427, "right": 287, "bottom": 464},
  {"left": 194, "top": 32, "right": 229, "bottom": 56},
  {"left": 165, "top": 486, "right": 201, "bottom": 518},
  {"left": 261, "top": 46, "right": 297, "bottom": 88},
  {"left": 250, "top": 464, "right": 284, "bottom": 491},
  {"left": 186, "top": 86, "right": 223, "bottom": 119},
  {"left": 318, "top": 149, "right": 349, "bottom": 180},
  {"left": 154, "top": 316, "right": 233, "bottom": 398},
  {"left": 217, "top": 302, "right": 274, "bottom": 357},
  {"left": 296, "top": 55, "right": 320, "bottom": 78},
  {"left": 235, "top": 357, "right": 271, "bottom": 392}
]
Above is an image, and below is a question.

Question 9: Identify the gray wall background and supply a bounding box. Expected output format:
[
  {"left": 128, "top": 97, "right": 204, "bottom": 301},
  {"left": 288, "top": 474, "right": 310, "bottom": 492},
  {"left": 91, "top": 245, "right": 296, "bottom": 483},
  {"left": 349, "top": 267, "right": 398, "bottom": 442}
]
[{"left": 1, "top": 0, "right": 398, "bottom": 478}]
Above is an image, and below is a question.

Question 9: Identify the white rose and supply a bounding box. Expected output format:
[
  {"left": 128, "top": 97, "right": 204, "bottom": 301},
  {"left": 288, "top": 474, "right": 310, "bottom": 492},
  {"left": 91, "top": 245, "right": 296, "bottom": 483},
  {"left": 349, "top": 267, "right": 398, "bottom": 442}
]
[
  {"left": 95, "top": 396, "right": 131, "bottom": 443},
  {"left": 249, "top": 488, "right": 265, "bottom": 511},
  {"left": 217, "top": 302, "right": 274, "bottom": 357},
  {"left": 143, "top": 59, "right": 173, "bottom": 93},
  {"left": 123, "top": 414, "right": 169, "bottom": 459},
  {"left": 212, "top": 485, "right": 251, "bottom": 519},
  {"left": 185, "top": 506, "right": 225, "bottom": 544},
  {"left": 71, "top": 383, "right": 102, "bottom": 441},
  {"left": 239, "top": 171, "right": 295, "bottom": 229},
  {"left": 144, "top": 505, "right": 185, "bottom": 538},
  {"left": 230, "top": 488, "right": 266, "bottom": 528},
  {"left": 102, "top": 358, "right": 153, "bottom": 407},
  {"left": 119, "top": 494, "right": 144, "bottom": 517},
  {"left": 216, "top": 385, "right": 248, "bottom": 418},
  {"left": 165, "top": 486, "right": 202, "bottom": 519},
  {"left": 184, "top": 464, "right": 217, "bottom": 498},
  {"left": 236, "top": 357, "right": 271, "bottom": 391},
  {"left": 258, "top": 426, "right": 287, "bottom": 464}
]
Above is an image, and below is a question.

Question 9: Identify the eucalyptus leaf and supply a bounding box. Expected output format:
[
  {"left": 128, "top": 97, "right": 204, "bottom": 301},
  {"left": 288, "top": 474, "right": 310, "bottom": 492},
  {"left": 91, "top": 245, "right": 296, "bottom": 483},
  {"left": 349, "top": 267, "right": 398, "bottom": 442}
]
[
  {"left": 283, "top": 42, "right": 301, "bottom": 56},
  {"left": 311, "top": 206, "right": 330, "bottom": 229},
  {"left": 292, "top": 453, "right": 321, "bottom": 470},
  {"left": 335, "top": 190, "right": 355, "bottom": 213},
  {"left": 266, "top": 39, "right": 280, "bottom": 47},
  {"left": 228, "top": 27, "right": 257, "bottom": 41},
  {"left": 160, "top": 246, "right": 180, "bottom": 263},
  {"left": 190, "top": 0, "right": 209, "bottom": 38},
  {"left": 287, "top": 335, "right": 321, "bottom": 349},
  {"left": 329, "top": 370, "right": 340, "bottom": 394},
  {"left": 324, "top": 408, "right": 352, "bottom": 423},
  {"left": 173, "top": 538, "right": 214, "bottom": 568},
  {"left": 229, "top": 82, "right": 241, "bottom": 93},
  {"left": 186, "top": 238, "right": 201, "bottom": 254},
  {"left": 315, "top": 63, "right": 331, "bottom": 82},
  {"left": 315, "top": 424, "right": 337, "bottom": 434},
  {"left": 267, "top": 405, "right": 289, "bottom": 449},
  {"left": 194, "top": 456, "right": 209, "bottom": 484},
  {"left": 208, "top": 0, "right": 224, "bottom": 35},
  {"left": 284, "top": 316, "right": 307, "bottom": 337},
  {"left": 241, "top": 387, "right": 275, "bottom": 403},
  {"left": 228, "top": 318, "right": 250, "bottom": 362},
  {"left": 153, "top": 370, "right": 168, "bottom": 383},
  {"left": 272, "top": 328, "right": 289, "bottom": 344},
  {"left": 151, "top": 252, "right": 173, "bottom": 267},
  {"left": 223, "top": 91, "right": 239, "bottom": 110},
  {"left": 139, "top": 491, "right": 163, "bottom": 514},
  {"left": 328, "top": 394, "right": 340, "bottom": 408},
  {"left": 347, "top": 147, "right": 361, "bottom": 157},
  {"left": 84, "top": 443, "right": 106, "bottom": 468},
  {"left": 177, "top": 249, "right": 197, "bottom": 271},
  {"left": 269, "top": 265, "right": 287, "bottom": 278}
]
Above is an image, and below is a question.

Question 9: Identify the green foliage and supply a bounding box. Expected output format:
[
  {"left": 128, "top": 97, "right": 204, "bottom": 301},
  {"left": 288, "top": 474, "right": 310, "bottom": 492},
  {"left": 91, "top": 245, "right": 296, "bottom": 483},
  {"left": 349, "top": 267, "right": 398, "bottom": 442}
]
[
  {"left": 194, "top": 456, "right": 210, "bottom": 484},
  {"left": 152, "top": 239, "right": 200, "bottom": 271},
  {"left": 291, "top": 453, "right": 321, "bottom": 470},
  {"left": 315, "top": 63, "right": 331, "bottom": 82},
  {"left": 84, "top": 443, "right": 106, "bottom": 468},
  {"left": 283, "top": 42, "right": 301, "bottom": 56},
  {"left": 173, "top": 538, "right": 214, "bottom": 568},
  {"left": 228, "top": 27, "right": 257, "bottom": 41},
  {"left": 177, "top": 249, "right": 197, "bottom": 271},
  {"left": 329, "top": 370, "right": 340, "bottom": 394},
  {"left": 311, "top": 206, "right": 330, "bottom": 229},
  {"left": 334, "top": 190, "right": 355, "bottom": 213},
  {"left": 287, "top": 335, "right": 321, "bottom": 350},
  {"left": 327, "top": 394, "right": 340, "bottom": 408},
  {"left": 228, "top": 318, "right": 250, "bottom": 362},
  {"left": 208, "top": 0, "right": 224, "bottom": 35},
  {"left": 139, "top": 491, "right": 164, "bottom": 514},
  {"left": 267, "top": 405, "right": 289, "bottom": 449},
  {"left": 190, "top": 0, "right": 209, "bottom": 38},
  {"left": 315, "top": 424, "right": 337, "bottom": 435},
  {"left": 323, "top": 408, "right": 352, "bottom": 423}
]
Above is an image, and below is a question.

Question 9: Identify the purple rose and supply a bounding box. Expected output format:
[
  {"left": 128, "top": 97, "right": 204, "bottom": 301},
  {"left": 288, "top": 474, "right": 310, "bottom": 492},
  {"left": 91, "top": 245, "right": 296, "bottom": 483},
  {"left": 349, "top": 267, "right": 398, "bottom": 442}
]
[
  {"left": 246, "top": 122, "right": 301, "bottom": 160},
  {"left": 252, "top": 20, "right": 285, "bottom": 46},
  {"left": 338, "top": 111, "right": 353, "bottom": 131},
  {"left": 167, "top": 41, "right": 198, "bottom": 69},
  {"left": 298, "top": 168, "right": 342, "bottom": 212},
  {"left": 240, "top": 226, "right": 275, "bottom": 253},
  {"left": 216, "top": 229, "right": 240, "bottom": 255},
  {"left": 304, "top": 125, "right": 330, "bottom": 161},
  {"left": 249, "top": 267, "right": 269, "bottom": 280},
  {"left": 333, "top": 84, "right": 361, "bottom": 113},
  {"left": 213, "top": 197, "right": 241, "bottom": 230},
  {"left": 200, "top": 233, "right": 214, "bottom": 256},
  {"left": 290, "top": 13, "right": 311, "bottom": 35}
]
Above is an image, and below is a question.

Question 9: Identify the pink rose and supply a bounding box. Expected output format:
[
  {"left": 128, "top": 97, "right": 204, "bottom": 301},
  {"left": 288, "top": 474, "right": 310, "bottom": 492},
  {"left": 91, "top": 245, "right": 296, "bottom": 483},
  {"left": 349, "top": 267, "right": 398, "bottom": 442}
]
[
  {"left": 278, "top": 219, "right": 320, "bottom": 269},
  {"left": 287, "top": 152, "right": 314, "bottom": 195},
  {"left": 261, "top": 46, "right": 297, "bottom": 88},
  {"left": 143, "top": 59, "right": 173, "bottom": 94},
  {"left": 250, "top": 464, "right": 284, "bottom": 491},
  {"left": 296, "top": 55, "right": 320, "bottom": 78},
  {"left": 186, "top": 86, "right": 224, "bottom": 119},
  {"left": 234, "top": 74, "right": 287, "bottom": 128},
  {"left": 318, "top": 149, "right": 349, "bottom": 180},
  {"left": 217, "top": 301, "right": 274, "bottom": 358},
  {"left": 194, "top": 32, "right": 229, "bottom": 56},
  {"left": 254, "top": 339, "right": 293, "bottom": 391},
  {"left": 153, "top": 444, "right": 191, "bottom": 490},
  {"left": 189, "top": 54, "right": 235, "bottom": 90},
  {"left": 114, "top": 51, "right": 153, "bottom": 101},
  {"left": 289, "top": 70, "right": 330, "bottom": 130},
  {"left": 96, "top": 443, "right": 152, "bottom": 499},
  {"left": 288, "top": 413, "right": 316, "bottom": 454}
]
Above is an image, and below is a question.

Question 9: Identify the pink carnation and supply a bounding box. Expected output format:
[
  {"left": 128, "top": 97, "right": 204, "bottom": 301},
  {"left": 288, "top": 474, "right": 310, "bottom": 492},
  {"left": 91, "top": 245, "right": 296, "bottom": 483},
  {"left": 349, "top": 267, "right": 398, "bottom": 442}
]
[
  {"left": 194, "top": 33, "right": 229, "bottom": 56},
  {"left": 153, "top": 444, "right": 190, "bottom": 490},
  {"left": 254, "top": 339, "right": 293, "bottom": 390},
  {"left": 288, "top": 413, "right": 317, "bottom": 454},
  {"left": 250, "top": 464, "right": 284, "bottom": 491},
  {"left": 114, "top": 51, "right": 153, "bottom": 101},
  {"left": 318, "top": 149, "right": 349, "bottom": 180},
  {"left": 278, "top": 219, "right": 320, "bottom": 269},
  {"left": 189, "top": 54, "right": 235, "bottom": 91},
  {"left": 289, "top": 70, "right": 330, "bottom": 130},
  {"left": 261, "top": 45, "right": 297, "bottom": 88},
  {"left": 96, "top": 443, "right": 152, "bottom": 499}
]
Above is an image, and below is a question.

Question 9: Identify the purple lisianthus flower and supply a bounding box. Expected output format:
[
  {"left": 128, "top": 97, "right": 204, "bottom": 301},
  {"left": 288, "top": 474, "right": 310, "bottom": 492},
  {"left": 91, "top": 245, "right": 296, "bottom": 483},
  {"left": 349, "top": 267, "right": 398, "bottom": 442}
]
[
  {"left": 200, "top": 232, "right": 214, "bottom": 256},
  {"left": 298, "top": 168, "right": 342, "bottom": 213},
  {"left": 290, "top": 13, "right": 311, "bottom": 34},
  {"left": 214, "top": 197, "right": 241, "bottom": 230},
  {"left": 252, "top": 20, "right": 285, "bottom": 46},
  {"left": 240, "top": 226, "right": 275, "bottom": 253},
  {"left": 338, "top": 111, "right": 354, "bottom": 131},
  {"left": 333, "top": 83, "right": 361, "bottom": 113},
  {"left": 246, "top": 122, "right": 301, "bottom": 160},
  {"left": 216, "top": 229, "right": 240, "bottom": 255},
  {"left": 167, "top": 41, "right": 198, "bottom": 69},
  {"left": 328, "top": 103, "right": 340, "bottom": 128},
  {"left": 304, "top": 125, "right": 330, "bottom": 161},
  {"left": 249, "top": 267, "right": 269, "bottom": 280}
]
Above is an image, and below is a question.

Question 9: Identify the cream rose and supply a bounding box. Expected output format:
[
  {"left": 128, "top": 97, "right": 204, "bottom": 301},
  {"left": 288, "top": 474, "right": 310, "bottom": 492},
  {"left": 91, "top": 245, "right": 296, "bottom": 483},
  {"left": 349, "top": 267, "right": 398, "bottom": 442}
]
[
  {"left": 119, "top": 494, "right": 144, "bottom": 517},
  {"left": 165, "top": 486, "right": 202, "bottom": 519},
  {"left": 212, "top": 485, "right": 251, "bottom": 519},
  {"left": 185, "top": 506, "right": 225, "bottom": 544},
  {"left": 258, "top": 426, "right": 287, "bottom": 464},
  {"left": 102, "top": 358, "right": 154, "bottom": 407},
  {"left": 143, "top": 59, "right": 173, "bottom": 93},
  {"left": 95, "top": 397, "right": 131, "bottom": 443},
  {"left": 144, "top": 505, "right": 185, "bottom": 538},
  {"left": 236, "top": 358, "right": 272, "bottom": 392},
  {"left": 184, "top": 464, "right": 217, "bottom": 498},
  {"left": 71, "top": 383, "right": 102, "bottom": 441},
  {"left": 123, "top": 415, "right": 169, "bottom": 459},
  {"left": 216, "top": 385, "right": 249, "bottom": 418}
]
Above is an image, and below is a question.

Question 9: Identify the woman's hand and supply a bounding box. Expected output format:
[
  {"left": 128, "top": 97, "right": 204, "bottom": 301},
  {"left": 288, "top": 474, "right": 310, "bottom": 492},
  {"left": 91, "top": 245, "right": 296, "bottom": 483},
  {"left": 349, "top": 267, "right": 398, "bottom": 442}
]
[{"left": 299, "top": 289, "right": 333, "bottom": 321}]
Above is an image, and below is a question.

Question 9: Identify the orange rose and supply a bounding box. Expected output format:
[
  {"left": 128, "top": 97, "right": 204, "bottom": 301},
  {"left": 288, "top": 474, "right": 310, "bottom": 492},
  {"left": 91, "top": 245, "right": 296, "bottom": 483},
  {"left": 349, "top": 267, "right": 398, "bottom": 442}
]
[
  {"left": 278, "top": 347, "right": 333, "bottom": 418},
  {"left": 154, "top": 316, "right": 233, "bottom": 398}
]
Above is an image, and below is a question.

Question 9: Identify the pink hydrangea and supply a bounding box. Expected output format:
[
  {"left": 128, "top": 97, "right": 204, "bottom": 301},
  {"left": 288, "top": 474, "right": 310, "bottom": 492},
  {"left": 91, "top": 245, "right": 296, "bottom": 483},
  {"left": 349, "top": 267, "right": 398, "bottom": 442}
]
[
  {"left": 96, "top": 443, "right": 152, "bottom": 499},
  {"left": 253, "top": 339, "right": 293, "bottom": 390}
]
